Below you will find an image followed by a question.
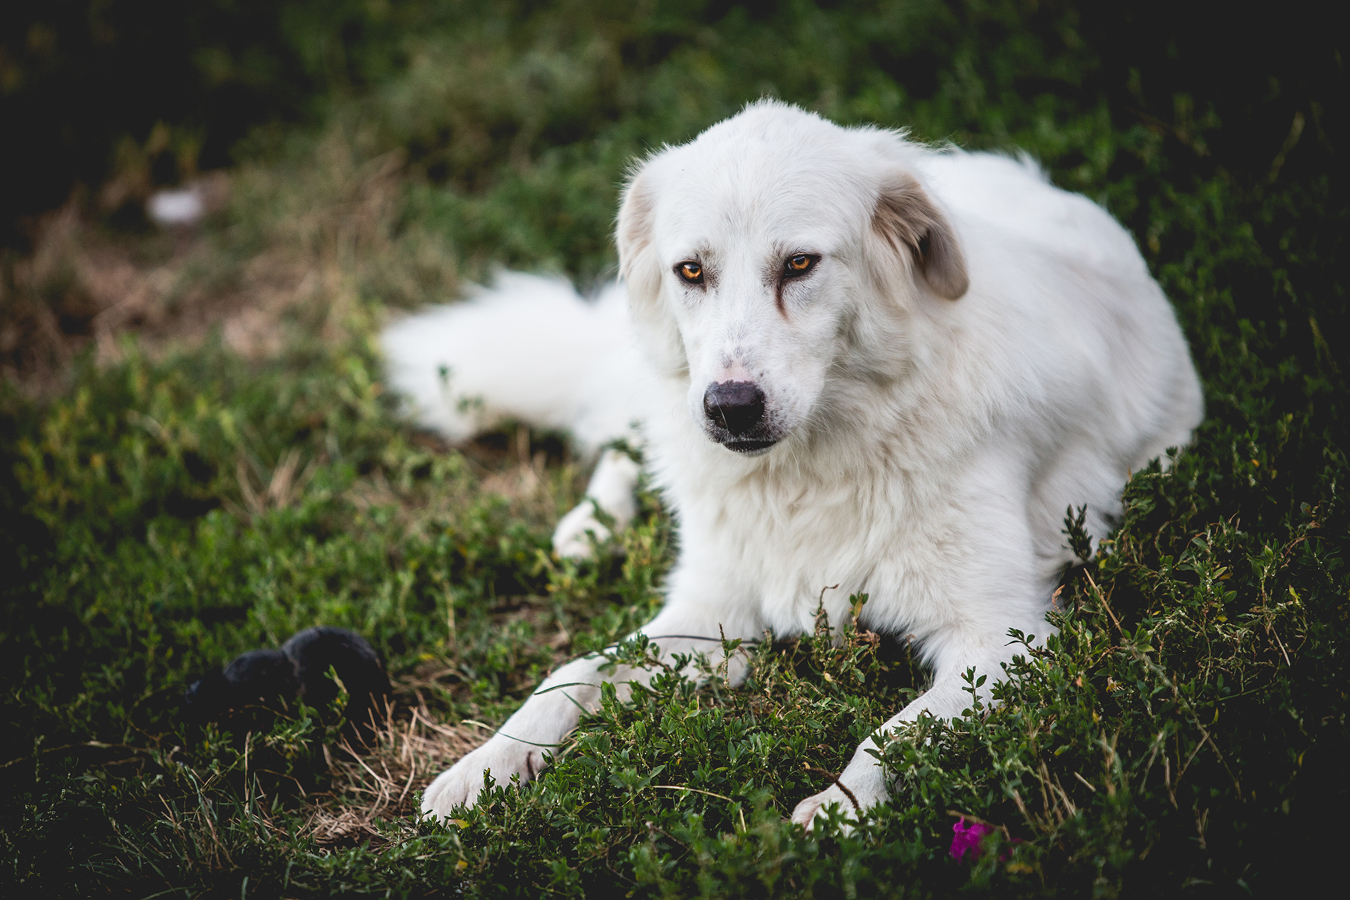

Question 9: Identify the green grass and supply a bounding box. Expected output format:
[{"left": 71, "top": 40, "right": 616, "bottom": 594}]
[{"left": 2, "top": 2, "right": 1346, "bottom": 896}]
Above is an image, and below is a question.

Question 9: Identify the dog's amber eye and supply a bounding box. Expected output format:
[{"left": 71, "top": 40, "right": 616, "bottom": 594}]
[
  {"left": 677, "top": 262, "right": 704, "bottom": 284},
  {"left": 785, "top": 254, "right": 816, "bottom": 276}
]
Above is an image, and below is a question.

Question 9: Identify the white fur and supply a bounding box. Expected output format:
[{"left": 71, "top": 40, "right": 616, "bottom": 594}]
[
  {"left": 390, "top": 102, "right": 1203, "bottom": 827},
  {"left": 381, "top": 273, "right": 646, "bottom": 554}
]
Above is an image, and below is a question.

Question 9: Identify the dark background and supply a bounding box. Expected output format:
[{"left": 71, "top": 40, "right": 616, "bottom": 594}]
[{"left": 2, "top": 1, "right": 1342, "bottom": 245}]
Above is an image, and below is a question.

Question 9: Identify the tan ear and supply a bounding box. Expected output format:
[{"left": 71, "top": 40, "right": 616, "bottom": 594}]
[{"left": 872, "top": 174, "right": 968, "bottom": 300}]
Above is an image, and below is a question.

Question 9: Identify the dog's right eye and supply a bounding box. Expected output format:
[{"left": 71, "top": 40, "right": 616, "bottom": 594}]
[
  {"left": 676, "top": 262, "right": 704, "bottom": 285},
  {"left": 784, "top": 254, "right": 817, "bottom": 277}
]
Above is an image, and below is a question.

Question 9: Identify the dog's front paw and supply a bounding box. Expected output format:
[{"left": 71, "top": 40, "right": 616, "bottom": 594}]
[
  {"left": 420, "top": 738, "right": 548, "bottom": 820},
  {"left": 790, "top": 772, "right": 889, "bottom": 831},
  {"left": 791, "top": 784, "right": 860, "bottom": 831},
  {"left": 551, "top": 502, "right": 612, "bottom": 560}
]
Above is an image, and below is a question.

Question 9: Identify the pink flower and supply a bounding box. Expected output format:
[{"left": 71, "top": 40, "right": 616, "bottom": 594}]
[{"left": 950, "top": 818, "right": 994, "bottom": 861}]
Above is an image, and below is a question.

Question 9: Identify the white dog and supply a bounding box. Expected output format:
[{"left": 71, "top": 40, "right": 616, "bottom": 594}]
[{"left": 382, "top": 101, "right": 1203, "bottom": 828}]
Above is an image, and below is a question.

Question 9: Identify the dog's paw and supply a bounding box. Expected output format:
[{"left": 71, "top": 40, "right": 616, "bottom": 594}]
[
  {"left": 420, "top": 738, "right": 548, "bottom": 821},
  {"left": 551, "top": 502, "right": 612, "bottom": 560},
  {"left": 790, "top": 774, "right": 889, "bottom": 831},
  {"left": 791, "top": 784, "right": 860, "bottom": 831}
]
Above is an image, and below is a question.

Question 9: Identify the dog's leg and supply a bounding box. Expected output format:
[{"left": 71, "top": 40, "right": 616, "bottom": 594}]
[
  {"left": 788, "top": 448, "right": 1066, "bottom": 829},
  {"left": 552, "top": 448, "right": 643, "bottom": 558},
  {"left": 421, "top": 602, "right": 760, "bottom": 819},
  {"left": 789, "top": 627, "right": 1044, "bottom": 829}
]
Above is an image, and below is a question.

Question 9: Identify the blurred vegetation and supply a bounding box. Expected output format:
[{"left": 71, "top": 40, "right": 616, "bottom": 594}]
[
  {"left": 1, "top": 0, "right": 1345, "bottom": 896},
  {"left": 0, "top": 0, "right": 412, "bottom": 242}
]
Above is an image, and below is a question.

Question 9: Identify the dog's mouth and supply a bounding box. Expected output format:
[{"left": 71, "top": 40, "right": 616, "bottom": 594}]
[{"left": 723, "top": 439, "right": 778, "bottom": 455}]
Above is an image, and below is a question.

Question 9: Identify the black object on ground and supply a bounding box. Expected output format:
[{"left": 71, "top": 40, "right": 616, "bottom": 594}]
[
  {"left": 184, "top": 626, "right": 391, "bottom": 745},
  {"left": 283, "top": 625, "right": 392, "bottom": 739}
]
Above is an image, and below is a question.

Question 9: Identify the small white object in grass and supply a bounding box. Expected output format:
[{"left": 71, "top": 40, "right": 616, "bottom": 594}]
[{"left": 147, "top": 186, "right": 204, "bottom": 226}]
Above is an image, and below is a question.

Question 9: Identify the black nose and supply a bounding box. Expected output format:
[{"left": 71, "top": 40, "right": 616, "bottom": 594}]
[{"left": 703, "top": 381, "right": 766, "bottom": 436}]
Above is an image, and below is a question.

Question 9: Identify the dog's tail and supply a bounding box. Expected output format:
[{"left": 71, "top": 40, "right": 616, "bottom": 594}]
[{"left": 380, "top": 273, "right": 641, "bottom": 455}]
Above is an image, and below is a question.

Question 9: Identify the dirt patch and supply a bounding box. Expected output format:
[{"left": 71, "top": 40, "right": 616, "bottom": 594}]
[
  {"left": 0, "top": 174, "right": 311, "bottom": 395},
  {"left": 2, "top": 135, "right": 444, "bottom": 399}
]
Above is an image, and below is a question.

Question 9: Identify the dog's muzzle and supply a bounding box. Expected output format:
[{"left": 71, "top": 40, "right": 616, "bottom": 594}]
[{"left": 703, "top": 381, "right": 778, "bottom": 453}]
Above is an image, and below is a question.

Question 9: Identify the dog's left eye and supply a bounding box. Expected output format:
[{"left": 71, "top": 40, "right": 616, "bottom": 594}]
[{"left": 784, "top": 254, "right": 817, "bottom": 277}]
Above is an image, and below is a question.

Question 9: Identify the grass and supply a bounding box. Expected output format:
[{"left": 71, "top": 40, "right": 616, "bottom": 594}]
[{"left": 1, "top": 1, "right": 1346, "bottom": 896}]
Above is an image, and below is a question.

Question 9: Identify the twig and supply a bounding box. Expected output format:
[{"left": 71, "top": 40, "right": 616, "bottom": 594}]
[
  {"left": 651, "top": 785, "right": 747, "bottom": 831},
  {"left": 1084, "top": 570, "right": 1123, "bottom": 633},
  {"left": 803, "top": 764, "right": 861, "bottom": 815}
]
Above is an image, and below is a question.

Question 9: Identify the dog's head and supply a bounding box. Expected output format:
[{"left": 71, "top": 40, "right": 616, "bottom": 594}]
[{"left": 618, "top": 101, "right": 967, "bottom": 457}]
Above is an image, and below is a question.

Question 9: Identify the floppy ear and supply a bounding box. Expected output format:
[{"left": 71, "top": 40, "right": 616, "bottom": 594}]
[
  {"left": 616, "top": 166, "right": 688, "bottom": 376},
  {"left": 872, "top": 173, "right": 969, "bottom": 300},
  {"left": 616, "top": 169, "right": 658, "bottom": 291}
]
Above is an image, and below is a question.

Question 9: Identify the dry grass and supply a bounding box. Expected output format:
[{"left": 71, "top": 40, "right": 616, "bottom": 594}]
[
  {"left": 2, "top": 176, "right": 225, "bottom": 388},
  {"left": 306, "top": 696, "right": 480, "bottom": 847},
  {"left": 1, "top": 123, "right": 461, "bottom": 398}
]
